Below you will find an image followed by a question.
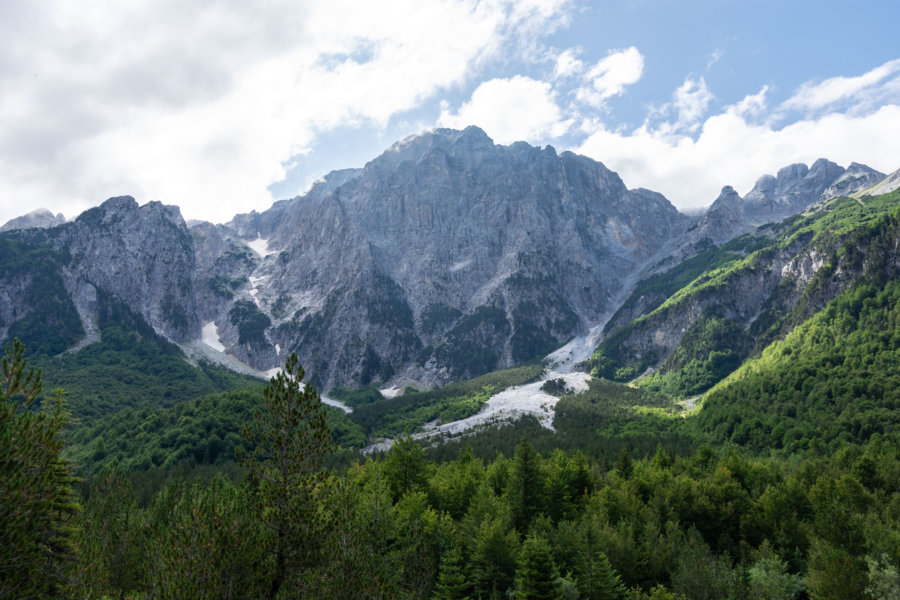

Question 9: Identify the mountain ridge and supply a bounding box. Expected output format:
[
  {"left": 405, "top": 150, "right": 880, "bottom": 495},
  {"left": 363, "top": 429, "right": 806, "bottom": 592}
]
[{"left": 2, "top": 126, "right": 897, "bottom": 392}]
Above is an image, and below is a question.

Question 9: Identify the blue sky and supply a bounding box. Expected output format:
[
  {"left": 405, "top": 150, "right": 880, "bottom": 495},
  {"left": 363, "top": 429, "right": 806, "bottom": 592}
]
[{"left": 1, "top": 0, "right": 899, "bottom": 224}]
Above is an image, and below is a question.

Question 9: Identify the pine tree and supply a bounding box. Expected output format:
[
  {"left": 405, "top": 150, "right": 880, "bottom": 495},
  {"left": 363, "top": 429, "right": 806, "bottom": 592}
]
[
  {"left": 238, "top": 353, "right": 335, "bottom": 599},
  {"left": 509, "top": 437, "right": 546, "bottom": 534},
  {"left": 515, "top": 533, "right": 563, "bottom": 600},
  {"left": 76, "top": 469, "right": 148, "bottom": 597},
  {"left": 576, "top": 516, "right": 626, "bottom": 599},
  {"left": 472, "top": 517, "right": 519, "bottom": 600},
  {"left": 0, "top": 339, "right": 80, "bottom": 598},
  {"left": 433, "top": 542, "right": 472, "bottom": 600},
  {"left": 384, "top": 432, "right": 432, "bottom": 502}
]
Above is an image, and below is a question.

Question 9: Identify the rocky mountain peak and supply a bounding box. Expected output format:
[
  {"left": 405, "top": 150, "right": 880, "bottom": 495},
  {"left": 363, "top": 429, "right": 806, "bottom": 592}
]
[
  {"left": 743, "top": 159, "right": 849, "bottom": 224},
  {"left": 193, "top": 127, "right": 691, "bottom": 388},
  {"left": 59, "top": 196, "right": 200, "bottom": 342},
  {"left": 824, "top": 162, "right": 885, "bottom": 198},
  {"left": 0, "top": 208, "right": 66, "bottom": 232},
  {"left": 690, "top": 186, "right": 745, "bottom": 244},
  {"left": 865, "top": 167, "right": 900, "bottom": 196}
]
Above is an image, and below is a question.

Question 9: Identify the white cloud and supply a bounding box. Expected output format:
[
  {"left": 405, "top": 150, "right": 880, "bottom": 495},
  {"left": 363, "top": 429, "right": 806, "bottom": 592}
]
[
  {"left": 672, "top": 77, "right": 714, "bottom": 131},
  {"left": 438, "top": 76, "right": 572, "bottom": 144},
  {"left": 726, "top": 86, "right": 770, "bottom": 120},
  {"left": 647, "top": 76, "right": 714, "bottom": 135},
  {"left": 706, "top": 49, "right": 723, "bottom": 71},
  {"left": 554, "top": 48, "right": 584, "bottom": 79},
  {"left": 782, "top": 57, "right": 900, "bottom": 112},
  {"left": 577, "top": 105, "right": 900, "bottom": 212},
  {"left": 0, "top": 0, "right": 573, "bottom": 224},
  {"left": 575, "top": 47, "right": 644, "bottom": 109}
]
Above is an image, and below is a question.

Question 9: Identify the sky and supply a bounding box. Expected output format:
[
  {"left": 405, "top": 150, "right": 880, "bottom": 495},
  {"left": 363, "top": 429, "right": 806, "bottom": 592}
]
[{"left": 1, "top": 0, "right": 900, "bottom": 226}]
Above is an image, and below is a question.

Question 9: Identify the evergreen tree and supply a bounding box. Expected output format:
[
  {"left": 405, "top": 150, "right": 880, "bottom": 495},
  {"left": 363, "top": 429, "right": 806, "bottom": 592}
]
[
  {"left": 472, "top": 517, "right": 519, "bottom": 600},
  {"left": 76, "top": 469, "right": 148, "bottom": 598},
  {"left": 238, "top": 353, "right": 335, "bottom": 599},
  {"left": 515, "top": 533, "right": 563, "bottom": 600},
  {"left": 433, "top": 542, "right": 472, "bottom": 600},
  {"left": 577, "top": 518, "right": 626, "bottom": 600},
  {"left": 384, "top": 432, "right": 433, "bottom": 502},
  {"left": 0, "top": 339, "right": 80, "bottom": 599},
  {"left": 615, "top": 446, "right": 633, "bottom": 479},
  {"left": 509, "top": 437, "right": 546, "bottom": 534}
]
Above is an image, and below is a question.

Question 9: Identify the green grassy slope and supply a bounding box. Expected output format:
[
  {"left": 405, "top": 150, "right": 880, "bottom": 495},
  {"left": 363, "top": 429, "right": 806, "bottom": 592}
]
[{"left": 588, "top": 190, "right": 900, "bottom": 398}]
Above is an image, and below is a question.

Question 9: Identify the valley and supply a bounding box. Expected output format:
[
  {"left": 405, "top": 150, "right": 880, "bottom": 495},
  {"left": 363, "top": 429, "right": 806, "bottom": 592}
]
[{"left": 3, "top": 127, "right": 900, "bottom": 599}]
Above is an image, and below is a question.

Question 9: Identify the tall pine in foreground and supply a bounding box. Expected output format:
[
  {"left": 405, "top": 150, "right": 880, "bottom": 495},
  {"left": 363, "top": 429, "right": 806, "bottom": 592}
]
[
  {"left": 238, "top": 353, "right": 335, "bottom": 599},
  {"left": 433, "top": 541, "right": 472, "bottom": 600},
  {"left": 516, "top": 533, "right": 563, "bottom": 600},
  {"left": 0, "top": 339, "right": 79, "bottom": 599}
]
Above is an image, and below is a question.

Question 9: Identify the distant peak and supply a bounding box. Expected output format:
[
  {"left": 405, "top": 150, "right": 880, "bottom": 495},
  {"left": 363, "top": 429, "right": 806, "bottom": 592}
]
[
  {"left": 0, "top": 207, "right": 67, "bottom": 232},
  {"left": 713, "top": 186, "right": 741, "bottom": 203},
  {"left": 776, "top": 163, "right": 809, "bottom": 181},
  {"left": 100, "top": 195, "right": 139, "bottom": 211}
]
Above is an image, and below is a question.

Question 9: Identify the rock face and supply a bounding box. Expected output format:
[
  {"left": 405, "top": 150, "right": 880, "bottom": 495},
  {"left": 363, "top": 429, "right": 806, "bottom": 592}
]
[
  {"left": 57, "top": 197, "right": 201, "bottom": 341},
  {"left": 206, "top": 127, "right": 691, "bottom": 388},
  {"left": 1, "top": 208, "right": 66, "bottom": 232},
  {"left": 0, "top": 196, "right": 200, "bottom": 352}
]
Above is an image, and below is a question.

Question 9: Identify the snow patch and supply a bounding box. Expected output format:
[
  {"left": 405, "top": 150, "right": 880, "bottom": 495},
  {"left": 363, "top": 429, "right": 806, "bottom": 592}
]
[
  {"left": 275, "top": 343, "right": 281, "bottom": 356},
  {"left": 380, "top": 386, "right": 403, "bottom": 398},
  {"left": 247, "top": 236, "right": 278, "bottom": 257},
  {"left": 321, "top": 395, "right": 352, "bottom": 414},
  {"left": 201, "top": 321, "right": 226, "bottom": 352},
  {"left": 248, "top": 275, "right": 268, "bottom": 308}
]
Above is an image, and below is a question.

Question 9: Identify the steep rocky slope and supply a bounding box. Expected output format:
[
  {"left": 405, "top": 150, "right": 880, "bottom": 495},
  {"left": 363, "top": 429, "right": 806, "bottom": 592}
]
[
  {"left": 0, "top": 197, "right": 200, "bottom": 354},
  {"left": 588, "top": 188, "right": 900, "bottom": 397},
  {"left": 199, "top": 127, "right": 691, "bottom": 388}
]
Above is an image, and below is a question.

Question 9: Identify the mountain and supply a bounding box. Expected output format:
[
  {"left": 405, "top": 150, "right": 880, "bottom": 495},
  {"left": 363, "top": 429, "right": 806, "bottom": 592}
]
[
  {"left": 687, "top": 160, "right": 884, "bottom": 245},
  {"left": 587, "top": 187, "right": 900, "bottom": 399},
  {"left": 0, "top": 197, "right": 200, "bottom": 356},
  {"left": 1, "top": 208, "right": 67, "bottom": 232},
  {"left": 193, "top": 126, "right": 691, "bottom": 388},
  {"left": 2, "top": 126, "right": 896, "bottom": 394}
]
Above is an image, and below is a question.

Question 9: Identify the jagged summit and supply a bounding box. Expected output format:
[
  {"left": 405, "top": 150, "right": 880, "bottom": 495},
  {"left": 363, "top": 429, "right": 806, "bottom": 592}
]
[
  {"left": 188, "top": 128, "right": 690, "bottom": 387},
  {"left": 1, "top": 207, "right": 66, "bottom": 232}
]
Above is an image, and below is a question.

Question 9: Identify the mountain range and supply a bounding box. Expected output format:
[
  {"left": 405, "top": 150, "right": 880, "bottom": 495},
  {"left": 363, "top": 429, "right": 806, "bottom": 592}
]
[{"left": 2, "top": 125, "right": 898, "bottom": 396}]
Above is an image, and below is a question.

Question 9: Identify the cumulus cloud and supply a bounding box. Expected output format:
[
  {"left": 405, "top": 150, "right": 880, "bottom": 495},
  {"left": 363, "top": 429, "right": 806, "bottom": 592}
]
[
  {"left": 575, "top": 47, "right": 644, "bottom": 109},
  {"left": 672, "top": 77, "right": 714, "bottom": 131},
  {"left": 577, "top": 104, "right": 900, "bottom": 212},
  {"left": 0, "top": 0, "right": 573, "bottom": 224},
  {"left": 574, "top": 57, "right": 900, "bottom": 213},
  {"left": 438, "top": 76, "right": 572, "bottom": 144}
]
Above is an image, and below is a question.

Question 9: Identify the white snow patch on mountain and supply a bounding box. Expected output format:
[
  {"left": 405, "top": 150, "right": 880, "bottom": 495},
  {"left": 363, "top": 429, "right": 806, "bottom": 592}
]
[
  {"left": 201, "top": 321, "right": 226, "bottom": 352},
  {"left": 380, "top": 386, "right": 403, "bottom": 398},
  {"left": 247, "top": 237, "right": 278, "bottom": 257},
  {"left": 248, "top": 275, "right": 268, "bottom": 307}
]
